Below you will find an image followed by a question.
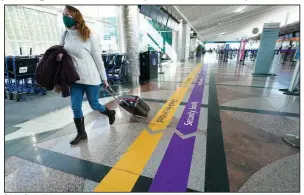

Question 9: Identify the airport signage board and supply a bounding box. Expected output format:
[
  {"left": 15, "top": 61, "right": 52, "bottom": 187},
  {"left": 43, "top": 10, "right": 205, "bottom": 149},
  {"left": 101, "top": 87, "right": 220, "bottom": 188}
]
[{"left": 253, "top": 22, "right": 281, "bottom": 74}]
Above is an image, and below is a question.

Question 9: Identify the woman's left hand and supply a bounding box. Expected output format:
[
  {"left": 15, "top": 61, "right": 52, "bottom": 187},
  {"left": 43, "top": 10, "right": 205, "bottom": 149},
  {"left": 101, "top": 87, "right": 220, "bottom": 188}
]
[{"left": 104, "top": 80, "right": 110, "bottom": 88}]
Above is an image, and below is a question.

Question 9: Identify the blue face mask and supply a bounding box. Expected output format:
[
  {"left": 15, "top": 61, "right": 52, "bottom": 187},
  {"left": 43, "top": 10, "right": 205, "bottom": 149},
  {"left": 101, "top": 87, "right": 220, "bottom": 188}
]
[{"left": 63, "top": 15, "right": 76, "bottom": 28}]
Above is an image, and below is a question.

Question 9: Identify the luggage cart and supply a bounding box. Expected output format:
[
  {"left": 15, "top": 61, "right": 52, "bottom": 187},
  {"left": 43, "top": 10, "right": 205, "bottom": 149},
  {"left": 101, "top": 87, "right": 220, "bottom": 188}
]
[
  {"left": 103, "top": 53, "right": 127, "bottom": 85},
  {"left": 5, "top": 55, "right": 47, "bottom": 102}
]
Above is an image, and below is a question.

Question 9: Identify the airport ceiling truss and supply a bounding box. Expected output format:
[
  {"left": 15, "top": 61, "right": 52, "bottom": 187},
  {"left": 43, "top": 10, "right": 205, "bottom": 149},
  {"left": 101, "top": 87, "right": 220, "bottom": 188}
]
[{"left": 165, "top": 5, "right": 295, "bottom": 41}]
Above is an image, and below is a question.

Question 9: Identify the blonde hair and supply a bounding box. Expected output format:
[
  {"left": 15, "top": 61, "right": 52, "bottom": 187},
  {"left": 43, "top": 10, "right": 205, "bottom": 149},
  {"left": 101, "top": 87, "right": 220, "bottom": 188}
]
[{"left": 65, "top": 5, "right": 91, "bottom": 42}]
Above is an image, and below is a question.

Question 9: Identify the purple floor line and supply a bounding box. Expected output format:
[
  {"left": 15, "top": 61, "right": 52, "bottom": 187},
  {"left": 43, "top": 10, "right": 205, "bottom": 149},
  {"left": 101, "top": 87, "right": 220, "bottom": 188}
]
[
  {"left": 149, "top": 65, "right": 208, "bottom": 192},
  {"left": 177, "top": 65, "right": 208, "bottom": 135},
  {"left": 149, "top": 135, "right": 196, "bottom": 192}
]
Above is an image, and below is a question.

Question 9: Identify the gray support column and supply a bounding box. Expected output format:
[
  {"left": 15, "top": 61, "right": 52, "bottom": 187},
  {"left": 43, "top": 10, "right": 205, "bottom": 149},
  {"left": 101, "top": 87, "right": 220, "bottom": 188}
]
[
  {"left": 183, "top": 23, "right": 191, "bottom": 60},
  {"left": 190, "top": 37, "right": 198, "bottom": 51},
  {"left": 176, "top": 19, "right": 184, "bottom": 62},
  {"left": 121, "top": 6, "right": 140, "bottom": 86},
  {"left": 190, "top": 37, "right": 198, "bottom": 58},
  {"left": 116, "top": 6, "right": 126, "bottom": 53},
  {"left": 171, "top": 30, "right": 178, "bottom": 62}
]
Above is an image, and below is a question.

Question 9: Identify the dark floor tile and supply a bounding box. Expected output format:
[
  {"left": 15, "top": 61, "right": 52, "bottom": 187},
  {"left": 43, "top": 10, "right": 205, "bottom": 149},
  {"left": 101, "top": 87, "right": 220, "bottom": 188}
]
[
  {"left": 16, "top": 146, "right": 111, "bottom": 183},
  {"left": 132, "top": 175, "right": 153, "bottom": 192},
  {"left": 5, "top": 131, "right": 56, "bottom": 159},
  {"left": 205, "top": 72, "right": 230, "bottom": 192},
  {"left": 220, "top": 111, "right": 299, "bottom": 192},
  {"left": 186, "top": 188, "right": 200, "bottom": 192},
  {"left": 5, "top": 126, "right": 21, "bottom": 136}
]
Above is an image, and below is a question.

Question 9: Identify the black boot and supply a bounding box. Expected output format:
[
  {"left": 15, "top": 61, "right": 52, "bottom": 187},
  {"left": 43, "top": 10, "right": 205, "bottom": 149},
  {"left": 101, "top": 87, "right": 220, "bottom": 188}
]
[
  {"left": 70, "top": 117, "right": 87, "bottom": 145},
  {"left": 100, "top": 108, "right": 116, "bottom": 125}
]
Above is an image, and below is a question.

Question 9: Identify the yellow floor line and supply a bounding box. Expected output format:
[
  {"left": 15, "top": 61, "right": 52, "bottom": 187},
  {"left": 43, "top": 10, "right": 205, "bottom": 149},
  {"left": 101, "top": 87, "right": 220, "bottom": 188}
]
[{"left": 94, "top": 64, "right": 202, "bottom": 192}]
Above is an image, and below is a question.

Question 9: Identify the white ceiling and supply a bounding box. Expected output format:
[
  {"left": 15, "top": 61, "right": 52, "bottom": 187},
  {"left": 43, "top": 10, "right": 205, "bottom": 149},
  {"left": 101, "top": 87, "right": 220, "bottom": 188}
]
[{"left": 166, "top": 5, "right": 300, "bottom": 41}]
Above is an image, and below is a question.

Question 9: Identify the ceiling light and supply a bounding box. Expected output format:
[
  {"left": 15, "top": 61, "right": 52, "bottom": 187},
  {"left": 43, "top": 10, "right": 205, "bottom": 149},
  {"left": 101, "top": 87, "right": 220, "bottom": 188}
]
[{"left": 235, "top": 6, "right": 247, "bottom": 13}]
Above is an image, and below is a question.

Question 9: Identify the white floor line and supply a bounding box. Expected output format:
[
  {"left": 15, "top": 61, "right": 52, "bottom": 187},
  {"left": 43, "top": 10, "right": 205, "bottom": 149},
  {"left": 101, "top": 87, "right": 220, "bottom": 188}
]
[{"left": 5, "top": 97, "right": 115, "bottom": 142}]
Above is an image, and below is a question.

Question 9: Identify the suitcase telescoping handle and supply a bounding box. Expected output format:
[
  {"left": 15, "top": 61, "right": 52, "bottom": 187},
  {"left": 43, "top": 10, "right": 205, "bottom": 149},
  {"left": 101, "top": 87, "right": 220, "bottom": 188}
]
[
  {"left": 104, "top": 86, "right": 130, "bottom": 106},
  {"left": 103, "top": 86, "right": 151, "bottom": 123}
]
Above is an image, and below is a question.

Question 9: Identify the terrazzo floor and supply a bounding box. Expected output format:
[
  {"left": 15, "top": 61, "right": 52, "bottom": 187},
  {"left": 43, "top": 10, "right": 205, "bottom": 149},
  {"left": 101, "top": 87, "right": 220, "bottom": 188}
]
[{"left": 5, "top": 53, "right": 300, "bottom": 192}]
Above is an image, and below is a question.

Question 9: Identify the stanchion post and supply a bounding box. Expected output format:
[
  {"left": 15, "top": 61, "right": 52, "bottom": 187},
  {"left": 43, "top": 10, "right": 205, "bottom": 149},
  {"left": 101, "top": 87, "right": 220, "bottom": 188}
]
[
  {"left": 279, "top": 60, "right": 300, "bottom": 95},
  {"left": 158, "top": 51, "right": 164, "bottom": 74},
  {"left": 288, "top": 60, "right": 300, "bottom": 92},
  {"left": 159, "top": 61, "right": 164, "bottom": 74}
]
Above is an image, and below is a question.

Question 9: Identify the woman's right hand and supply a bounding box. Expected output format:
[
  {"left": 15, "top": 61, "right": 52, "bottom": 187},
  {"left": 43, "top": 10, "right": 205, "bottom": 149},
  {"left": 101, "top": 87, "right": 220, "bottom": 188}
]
[
  {"left": 104, "top": 80, "right": 110, "bottom": 88},
  {"left": 57, "top": 53, "right": 63, "bottom": 61}
]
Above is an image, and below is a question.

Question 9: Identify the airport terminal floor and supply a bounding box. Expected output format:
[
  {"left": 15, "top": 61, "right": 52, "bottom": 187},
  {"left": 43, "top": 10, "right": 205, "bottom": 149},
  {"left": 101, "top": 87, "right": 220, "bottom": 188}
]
[{"left": 4, "top": 53, "right": 300, "bottom": 193}]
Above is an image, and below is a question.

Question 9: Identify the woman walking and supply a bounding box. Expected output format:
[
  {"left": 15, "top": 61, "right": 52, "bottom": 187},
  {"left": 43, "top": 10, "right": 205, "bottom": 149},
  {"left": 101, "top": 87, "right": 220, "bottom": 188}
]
[{"left": 58, "top": 5, "right": 116, "bottom": 145}]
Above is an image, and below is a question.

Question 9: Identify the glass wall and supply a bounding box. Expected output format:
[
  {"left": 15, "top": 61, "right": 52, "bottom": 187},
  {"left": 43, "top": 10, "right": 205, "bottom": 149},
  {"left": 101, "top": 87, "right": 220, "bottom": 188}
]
[
  {"left": 5, "top": 6, "right": 62, "bottom": 55},
  {"left": 102, "top": 18, "right": 118, "bottom": 52},
  {"left": 98, "top": 6, "right": 119, "bottom": 52},
  {"left": 204, "top": 43, "right": 225, "bottom": 50},
  {"left": 5, "top": 5, "right": 119, "bottom": 55}
]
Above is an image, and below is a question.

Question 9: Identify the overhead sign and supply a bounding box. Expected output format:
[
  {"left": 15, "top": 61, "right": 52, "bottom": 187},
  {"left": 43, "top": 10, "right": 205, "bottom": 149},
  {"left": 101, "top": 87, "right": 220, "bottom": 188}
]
[
  {"left": 226, "top": 41, "right": 241, "bottom": 43},
  {"left": 264, "top": 23, "right": 280, "bottom": 28}
]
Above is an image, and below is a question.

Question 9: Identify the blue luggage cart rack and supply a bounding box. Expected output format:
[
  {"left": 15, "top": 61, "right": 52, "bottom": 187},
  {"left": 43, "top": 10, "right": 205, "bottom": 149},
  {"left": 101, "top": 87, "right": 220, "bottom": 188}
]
[
  {"left": 5, "top": 55, "right": 47, "bottom": 102},
  {"left": 102, "top": 53, "right": 127, "bottom": 85}
]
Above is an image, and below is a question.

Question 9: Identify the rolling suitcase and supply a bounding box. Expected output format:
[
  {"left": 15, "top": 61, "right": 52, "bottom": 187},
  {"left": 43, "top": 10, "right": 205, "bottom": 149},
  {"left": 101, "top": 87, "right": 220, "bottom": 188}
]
[{"left": 105, "top": 87, "right": 150, "bottom": 117}]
